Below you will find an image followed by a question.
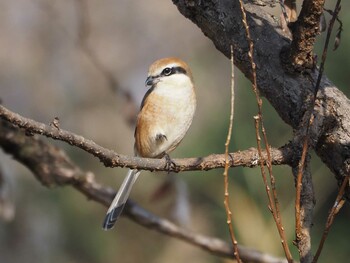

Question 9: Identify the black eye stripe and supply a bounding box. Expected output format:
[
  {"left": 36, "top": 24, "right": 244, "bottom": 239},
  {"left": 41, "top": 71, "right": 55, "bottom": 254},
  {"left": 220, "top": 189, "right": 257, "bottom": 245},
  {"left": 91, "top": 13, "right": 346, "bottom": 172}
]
[
  {"left": 159, "top": 66, "right": 187, "bottom": 77},
  {"left": 174, "top": 66, "right": 187, "bottom": 75}
]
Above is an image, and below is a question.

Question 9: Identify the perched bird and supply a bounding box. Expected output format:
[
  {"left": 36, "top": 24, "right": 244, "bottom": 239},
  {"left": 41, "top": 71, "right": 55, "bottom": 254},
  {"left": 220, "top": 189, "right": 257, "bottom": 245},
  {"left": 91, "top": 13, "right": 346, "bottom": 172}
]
[{"left": 103, "top": 57, "right": 197, "bottom": 230}]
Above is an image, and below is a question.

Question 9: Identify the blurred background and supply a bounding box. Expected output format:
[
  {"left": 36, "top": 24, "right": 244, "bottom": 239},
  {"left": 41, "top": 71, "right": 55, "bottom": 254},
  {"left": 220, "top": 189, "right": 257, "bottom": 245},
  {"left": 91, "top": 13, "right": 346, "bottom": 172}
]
[{"left": 0, "top": 0, "right": 349, "bottom": 262}]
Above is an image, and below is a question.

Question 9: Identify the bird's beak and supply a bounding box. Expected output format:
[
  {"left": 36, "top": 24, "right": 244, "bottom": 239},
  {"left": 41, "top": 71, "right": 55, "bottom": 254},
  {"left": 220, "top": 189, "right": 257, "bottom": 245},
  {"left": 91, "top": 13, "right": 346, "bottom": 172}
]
[{"left": 145, "top": 76, "right": 157, "bottom": 87}]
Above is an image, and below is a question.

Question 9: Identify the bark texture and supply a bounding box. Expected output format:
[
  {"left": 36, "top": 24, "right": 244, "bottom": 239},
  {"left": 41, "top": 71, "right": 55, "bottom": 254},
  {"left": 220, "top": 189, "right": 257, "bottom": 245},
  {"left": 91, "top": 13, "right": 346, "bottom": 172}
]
[
  {"left": 173, "top": 0, "right": 350, "bottom": 197},
  {"left": 288, "top": 0, "right": 326, "bottom": 71}
]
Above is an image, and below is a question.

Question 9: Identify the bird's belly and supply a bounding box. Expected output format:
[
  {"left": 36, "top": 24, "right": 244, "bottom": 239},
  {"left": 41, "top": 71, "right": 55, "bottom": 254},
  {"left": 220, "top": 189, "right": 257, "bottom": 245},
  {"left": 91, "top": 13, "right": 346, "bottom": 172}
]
[{"left": 135, "top": 93, "right": 195, "bottom": 158}]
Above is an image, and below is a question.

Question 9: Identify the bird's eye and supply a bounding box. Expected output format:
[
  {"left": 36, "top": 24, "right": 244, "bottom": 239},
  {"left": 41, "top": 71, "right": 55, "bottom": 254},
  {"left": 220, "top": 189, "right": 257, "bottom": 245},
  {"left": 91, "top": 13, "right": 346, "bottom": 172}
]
[{"left": 162, "top": 67, "right": 172, "bottom": 76}]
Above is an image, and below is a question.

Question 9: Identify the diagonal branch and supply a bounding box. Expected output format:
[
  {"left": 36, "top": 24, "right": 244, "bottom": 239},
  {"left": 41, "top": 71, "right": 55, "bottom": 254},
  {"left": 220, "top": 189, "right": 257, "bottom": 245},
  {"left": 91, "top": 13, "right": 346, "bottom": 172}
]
[
  {"left": 172, "top": 0, "right": 350, "bottom": 199},
  {"left": 0, "top": 118, "right": 288, "bottom": 263},
  {"left": 0, "top": 105, "right": 296, "bottom": 173}
]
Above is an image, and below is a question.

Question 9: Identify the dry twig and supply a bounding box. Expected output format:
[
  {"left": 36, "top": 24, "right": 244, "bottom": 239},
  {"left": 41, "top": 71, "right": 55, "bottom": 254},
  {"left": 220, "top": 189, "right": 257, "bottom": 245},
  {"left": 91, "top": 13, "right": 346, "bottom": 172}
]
[
  {"left": 237, "top": 0, "right": 293, "bottom": 261},
  {"left": 312, "top": 176, "right": 349, "bottom": 263},
  {"left": 74, "top": 0, "right": 123, "bottom": 94},
  {"left": 74, "top": 0, "right": 138, "bottom": 126},
  {"left": 222, "top": 46, "right": 242, "bottom": 262}
]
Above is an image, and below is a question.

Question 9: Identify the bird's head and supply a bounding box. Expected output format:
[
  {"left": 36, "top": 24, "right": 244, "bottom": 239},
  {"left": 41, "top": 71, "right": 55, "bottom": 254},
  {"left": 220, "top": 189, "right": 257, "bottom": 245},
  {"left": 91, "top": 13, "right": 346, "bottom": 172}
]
[{"left": 145, "top": 57, "right": 193, "bottom": 88}]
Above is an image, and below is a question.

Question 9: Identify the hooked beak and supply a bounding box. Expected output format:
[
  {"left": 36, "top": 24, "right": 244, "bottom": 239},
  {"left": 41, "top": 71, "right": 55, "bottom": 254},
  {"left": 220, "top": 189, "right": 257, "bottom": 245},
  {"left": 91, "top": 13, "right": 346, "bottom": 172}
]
[{"left": 145, "top": 76, "right": 158, "bottom": 87}]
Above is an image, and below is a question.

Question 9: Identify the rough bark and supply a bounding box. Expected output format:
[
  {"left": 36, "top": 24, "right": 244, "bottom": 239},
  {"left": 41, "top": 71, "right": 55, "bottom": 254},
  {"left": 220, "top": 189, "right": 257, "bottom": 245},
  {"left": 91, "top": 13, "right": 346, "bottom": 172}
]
[
  {"left": 288, "top": 0, "right": 326, "bottom": 71},
  {"left": 172, "top": 0, "right": 350, "bottom": 197}
]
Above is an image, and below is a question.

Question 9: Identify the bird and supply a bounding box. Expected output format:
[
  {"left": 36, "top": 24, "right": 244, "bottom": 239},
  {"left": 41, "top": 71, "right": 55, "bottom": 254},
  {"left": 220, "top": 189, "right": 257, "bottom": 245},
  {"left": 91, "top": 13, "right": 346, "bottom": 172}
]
[{"left": 103, "top": 57, "right": 197, "bottom": 230}]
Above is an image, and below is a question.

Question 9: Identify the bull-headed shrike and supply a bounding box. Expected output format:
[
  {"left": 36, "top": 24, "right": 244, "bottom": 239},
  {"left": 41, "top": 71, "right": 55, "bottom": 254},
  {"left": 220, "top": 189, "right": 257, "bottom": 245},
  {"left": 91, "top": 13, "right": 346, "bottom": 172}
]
[{"left": 103, "top": 57, "right": 196, "bottom": 230}]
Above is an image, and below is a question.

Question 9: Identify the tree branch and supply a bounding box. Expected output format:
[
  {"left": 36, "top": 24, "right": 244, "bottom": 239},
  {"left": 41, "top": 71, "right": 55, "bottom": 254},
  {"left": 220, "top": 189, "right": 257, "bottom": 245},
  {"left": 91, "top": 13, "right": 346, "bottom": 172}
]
[
  {"left": 172, "top": 0, "right": 350, "bottom": 198},
  {"left": 0, "top": 105, "right": 296, "bottom": 173},
  {"left": 0, "top": 118, "right": 288, "bottom": 263},
  {"left": 287, "top": 0, "right": 325, "bottom": 71},
  {"left": 293, "top": 157, "right": 315, "bottom": 263}
]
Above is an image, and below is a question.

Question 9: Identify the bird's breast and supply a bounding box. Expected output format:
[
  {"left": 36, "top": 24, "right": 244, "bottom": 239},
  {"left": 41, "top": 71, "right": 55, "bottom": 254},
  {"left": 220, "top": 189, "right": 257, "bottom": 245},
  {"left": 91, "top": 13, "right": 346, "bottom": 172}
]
[{"left": 134, "top": 84, "right": 196, "bottom": 158}]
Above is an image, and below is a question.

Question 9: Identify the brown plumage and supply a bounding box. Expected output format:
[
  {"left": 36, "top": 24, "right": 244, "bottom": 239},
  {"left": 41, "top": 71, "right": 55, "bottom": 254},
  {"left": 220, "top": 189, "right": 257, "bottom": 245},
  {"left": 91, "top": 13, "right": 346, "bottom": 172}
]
[{"left": 103, "top": 57, "right": 196, "bottom": 230}]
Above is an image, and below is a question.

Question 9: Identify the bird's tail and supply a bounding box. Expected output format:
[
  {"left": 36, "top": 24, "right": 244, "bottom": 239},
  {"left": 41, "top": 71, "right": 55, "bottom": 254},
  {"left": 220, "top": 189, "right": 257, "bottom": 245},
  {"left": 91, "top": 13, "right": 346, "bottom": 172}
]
[{"left": 103, "top": 169, "right": 140, "bottom": 230}]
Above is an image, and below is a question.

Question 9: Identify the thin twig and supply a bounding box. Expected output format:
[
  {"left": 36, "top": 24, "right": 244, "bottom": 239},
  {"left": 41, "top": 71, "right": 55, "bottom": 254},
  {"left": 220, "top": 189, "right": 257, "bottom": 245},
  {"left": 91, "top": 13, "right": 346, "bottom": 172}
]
[
  {"left": 323, "top": 7, "right": 343, "bottom": 50},
  {"left": 294, "top": 123, "right": 311, "bottom": 239},
  {"left": 294, "top": 0, "right": 342, "bottom": 250},
  {"left": 312, "top": 176, "right": 349, "bottom": 263},
  {"left": 223, "top": 45, "right": 242, "bottom": 262},
  {"left": 314, "top": 0, "right": 342, "bottom": 95},
  {"left": 237, "top": 0, "right": 293, "bottom": 261},
  {"left": 254, "top": 118, "right": 293, "bottom": 262},
  {"left": 38, "top": 0, "right": 138, "bottom": 126},
  {"left": 279, "top": 0, "right": 290, "bottom": 24},
  {"left": 74, "top": 0, "right": 123, "bottom": 94},
  {"left": 72, "top": 0, "right": 138, "bottom": 126}
]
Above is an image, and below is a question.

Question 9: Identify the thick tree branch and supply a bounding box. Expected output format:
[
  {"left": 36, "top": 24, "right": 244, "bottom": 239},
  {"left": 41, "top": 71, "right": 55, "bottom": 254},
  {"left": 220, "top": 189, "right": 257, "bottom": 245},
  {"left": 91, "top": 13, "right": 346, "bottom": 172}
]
[
  {"left": 172, "top": 0, "right": 350, "bottom": 198},
  {"left": 0, "top": 119, "right": 288, "bottom": 263},
  {"left": 0, "top": 105, "right": 296, "bottom": 173}
]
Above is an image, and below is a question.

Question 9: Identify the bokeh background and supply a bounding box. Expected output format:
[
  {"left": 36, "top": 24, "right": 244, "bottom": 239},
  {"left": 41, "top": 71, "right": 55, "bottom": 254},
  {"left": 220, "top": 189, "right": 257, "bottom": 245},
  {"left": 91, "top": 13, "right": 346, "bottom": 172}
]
[{"left": 0, "top": 1, "right": 349, "bottom": 262}]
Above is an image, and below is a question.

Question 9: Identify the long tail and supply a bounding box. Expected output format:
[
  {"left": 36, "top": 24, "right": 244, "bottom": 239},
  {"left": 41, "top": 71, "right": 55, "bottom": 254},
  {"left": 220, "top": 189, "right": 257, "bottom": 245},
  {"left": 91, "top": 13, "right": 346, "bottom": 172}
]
[{"left": 103, "top": 169, "right": 140, "bottom": 230}]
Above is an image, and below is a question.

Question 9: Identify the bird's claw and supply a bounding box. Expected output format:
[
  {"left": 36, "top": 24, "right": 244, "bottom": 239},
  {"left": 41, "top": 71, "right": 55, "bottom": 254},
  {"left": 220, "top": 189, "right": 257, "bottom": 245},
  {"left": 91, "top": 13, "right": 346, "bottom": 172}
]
[{"left": 164, "top": 154, "right": 176, "bottom": 173}]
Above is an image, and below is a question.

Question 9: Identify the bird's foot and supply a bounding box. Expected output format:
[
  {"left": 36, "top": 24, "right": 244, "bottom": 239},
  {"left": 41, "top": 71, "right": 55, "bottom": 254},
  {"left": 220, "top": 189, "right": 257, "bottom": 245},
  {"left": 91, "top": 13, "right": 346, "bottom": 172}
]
[{"left": 163, "top": 154, "right": 176, "bottom": 173}]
